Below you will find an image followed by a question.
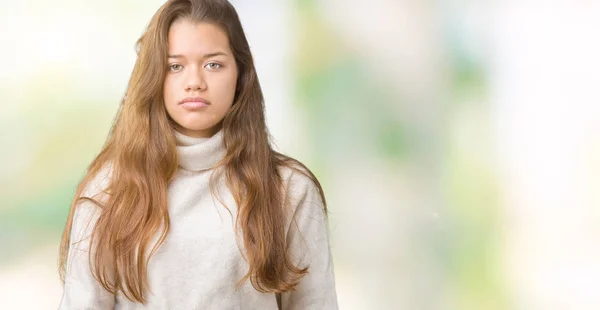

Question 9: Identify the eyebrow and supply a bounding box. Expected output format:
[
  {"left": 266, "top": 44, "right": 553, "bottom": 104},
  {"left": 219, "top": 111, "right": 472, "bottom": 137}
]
[{"left": 167, "top": 52, "right": 229, "bottom": 59}]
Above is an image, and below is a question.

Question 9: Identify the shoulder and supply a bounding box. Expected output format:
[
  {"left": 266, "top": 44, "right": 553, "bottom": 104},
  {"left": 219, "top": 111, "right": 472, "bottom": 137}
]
[
  {"left": 277, "top": 159, "right": 324, "bottom": 209},
  {"left": 71, "top": 162, "right": 113, "bottom": 244},
  {"left": 80, "top": 162, "right": 113, "bottom": 200},
  {"left": 279, "top": 161, "right": 317, "bottom": 191},
  {"left": 81, "top": 163, "right": 112, "bottom": 198}
]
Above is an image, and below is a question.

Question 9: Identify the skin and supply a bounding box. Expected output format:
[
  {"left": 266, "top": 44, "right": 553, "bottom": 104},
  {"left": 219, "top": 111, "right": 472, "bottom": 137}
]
[{"left": 163, "top": 19, "right": 239, "bottom": 138}]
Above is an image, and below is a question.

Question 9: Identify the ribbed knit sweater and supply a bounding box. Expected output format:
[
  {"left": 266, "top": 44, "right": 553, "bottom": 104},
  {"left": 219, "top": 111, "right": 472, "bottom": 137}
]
[{"left": 59, "top": 129, "right": 338, "bottom": 309}]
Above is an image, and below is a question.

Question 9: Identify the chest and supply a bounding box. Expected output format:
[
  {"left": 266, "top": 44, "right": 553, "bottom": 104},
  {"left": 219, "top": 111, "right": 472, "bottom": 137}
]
[{"left": 147, "top": 171, "right": 245, "bottom": 286}]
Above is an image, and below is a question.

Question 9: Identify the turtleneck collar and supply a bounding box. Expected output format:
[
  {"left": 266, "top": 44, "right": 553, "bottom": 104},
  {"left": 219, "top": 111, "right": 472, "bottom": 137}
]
[{"left": 174, "top": 129, "right": 226, "bottom": 172}]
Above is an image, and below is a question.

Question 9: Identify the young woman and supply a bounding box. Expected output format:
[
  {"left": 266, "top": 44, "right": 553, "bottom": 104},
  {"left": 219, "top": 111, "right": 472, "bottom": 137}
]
[{"left": 58, "top": 0, "right": 338, "bottom": 308}]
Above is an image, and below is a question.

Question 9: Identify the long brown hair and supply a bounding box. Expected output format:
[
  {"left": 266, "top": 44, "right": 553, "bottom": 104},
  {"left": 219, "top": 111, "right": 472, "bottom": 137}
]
[{"left": 58, "top": 0, "right": 326, "bottom": 304}]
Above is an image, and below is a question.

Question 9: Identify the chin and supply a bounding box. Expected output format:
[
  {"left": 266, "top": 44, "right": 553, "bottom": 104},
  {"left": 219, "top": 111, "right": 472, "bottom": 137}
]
[
  {"left": 180, "top": 122, "right": 219, "bottom": 134},
  {"left": 176, "top": 119, "right": 211, "bottom": 130}
]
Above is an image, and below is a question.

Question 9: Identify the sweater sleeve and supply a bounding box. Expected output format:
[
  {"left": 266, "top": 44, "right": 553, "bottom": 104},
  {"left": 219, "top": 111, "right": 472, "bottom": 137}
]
[
  {"left": 279, "top": 172, "right": 339, "bottom": 310},
  {"left": 59, "top": 169, "right": 115, "bottom": 309}
]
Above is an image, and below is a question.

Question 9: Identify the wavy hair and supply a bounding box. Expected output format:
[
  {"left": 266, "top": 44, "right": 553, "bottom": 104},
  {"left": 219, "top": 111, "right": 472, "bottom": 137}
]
[{"left": 58, "top": 0, "right": 326, "bottom": 303}]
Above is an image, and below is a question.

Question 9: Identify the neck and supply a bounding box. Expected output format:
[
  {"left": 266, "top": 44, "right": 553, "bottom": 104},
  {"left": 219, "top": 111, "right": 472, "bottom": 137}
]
[{"left": 174, "top": 128, "right": 226, "bottom": 171}]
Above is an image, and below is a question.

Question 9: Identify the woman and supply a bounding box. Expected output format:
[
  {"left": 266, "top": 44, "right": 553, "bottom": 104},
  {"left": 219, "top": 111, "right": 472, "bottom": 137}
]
[{"left": 58, "top": 0, "right": 338, "bottom": 308}]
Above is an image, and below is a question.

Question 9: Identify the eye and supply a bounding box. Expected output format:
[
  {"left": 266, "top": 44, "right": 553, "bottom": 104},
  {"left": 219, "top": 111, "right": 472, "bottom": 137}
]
[
  {"left": 168, "top": 64, "right": 183, "bottom": 72},
  {"left": 205, "top": 62, "right": 222, "bottom": 70}
]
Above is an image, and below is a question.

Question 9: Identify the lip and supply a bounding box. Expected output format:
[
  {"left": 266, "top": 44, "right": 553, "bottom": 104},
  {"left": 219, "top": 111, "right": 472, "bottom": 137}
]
[{"left": 179, "top": 97, "right": 210, "bottom": 109}]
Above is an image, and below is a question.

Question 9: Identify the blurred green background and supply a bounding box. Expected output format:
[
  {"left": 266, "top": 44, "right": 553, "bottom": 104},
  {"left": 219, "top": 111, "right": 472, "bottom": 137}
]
[{"left": 1, "top": 1, "right": 600, "bottom": 309}]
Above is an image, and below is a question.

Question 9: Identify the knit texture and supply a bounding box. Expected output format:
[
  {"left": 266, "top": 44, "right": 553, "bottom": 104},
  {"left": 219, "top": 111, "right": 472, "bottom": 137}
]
[{"left": 59, "top": 129, "right": 338, "bottom": 310}]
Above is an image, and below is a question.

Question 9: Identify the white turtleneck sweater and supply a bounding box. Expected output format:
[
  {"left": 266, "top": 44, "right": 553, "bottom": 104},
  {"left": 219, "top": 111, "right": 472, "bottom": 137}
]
[{"left": 59, "top": 130, "right": 338, "bottom": 310}]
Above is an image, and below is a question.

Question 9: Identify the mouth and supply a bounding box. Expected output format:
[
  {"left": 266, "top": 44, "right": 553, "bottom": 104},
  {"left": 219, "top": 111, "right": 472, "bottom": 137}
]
[{"left": 179, "top": 97, "right": 211, "bottom": 110}]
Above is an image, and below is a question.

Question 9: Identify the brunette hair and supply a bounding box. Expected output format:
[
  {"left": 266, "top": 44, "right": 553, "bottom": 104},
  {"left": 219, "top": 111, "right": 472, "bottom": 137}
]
[{"left": 58, "top": 0, "right": 326, "bottom": 303}]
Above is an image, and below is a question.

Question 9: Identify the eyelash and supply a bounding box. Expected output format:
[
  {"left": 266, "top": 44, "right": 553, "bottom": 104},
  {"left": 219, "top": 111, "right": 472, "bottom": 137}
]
[
  {"left": 168, "top": 62, "right": 223, "bottom": 72},
  {"left": 205, "top": 62, "right": 222, "bottom": 70},
  {"left": 169, "top": 64, "right": 183, "bottom": 72}
]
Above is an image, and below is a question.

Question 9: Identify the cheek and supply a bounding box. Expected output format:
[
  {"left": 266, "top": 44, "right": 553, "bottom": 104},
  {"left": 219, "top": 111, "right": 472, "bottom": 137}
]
[
  {"left": 224, "top": 72, "right": 238, "bottom": 102},
  {"left": 211, "top": 75, "right": 237, "bottom": 106},
  {"left": 163, "top": 78, "right": 177, "bottom": 104}
]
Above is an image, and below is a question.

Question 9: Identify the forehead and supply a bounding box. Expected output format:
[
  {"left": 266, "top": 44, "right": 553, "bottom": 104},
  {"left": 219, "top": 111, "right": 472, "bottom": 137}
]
[{"left": 167, "top": 20, "right": 232, "bottom": 54}]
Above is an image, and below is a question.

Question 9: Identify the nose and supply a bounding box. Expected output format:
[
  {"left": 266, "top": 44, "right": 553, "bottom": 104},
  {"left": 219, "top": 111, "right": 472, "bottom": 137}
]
[{"left": 185, "top": 66, "right": 207, "bottom": 91}]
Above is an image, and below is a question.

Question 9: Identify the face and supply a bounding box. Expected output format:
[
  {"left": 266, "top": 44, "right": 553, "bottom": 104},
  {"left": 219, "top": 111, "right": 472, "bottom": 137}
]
[{"left": 163, "top": 19, "right": 238, "bottom": 138}]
